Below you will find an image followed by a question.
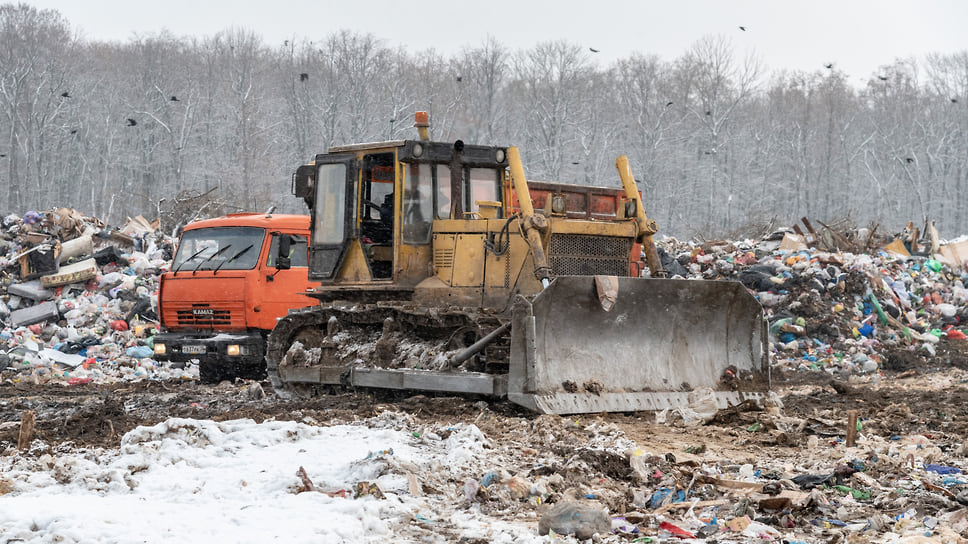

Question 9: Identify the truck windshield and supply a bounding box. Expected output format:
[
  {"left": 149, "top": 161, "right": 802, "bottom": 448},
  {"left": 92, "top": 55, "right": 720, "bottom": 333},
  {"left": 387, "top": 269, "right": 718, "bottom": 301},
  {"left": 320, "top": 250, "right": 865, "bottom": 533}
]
[{"left": 172, "top": 227, "right": 265, "bottom": 272}]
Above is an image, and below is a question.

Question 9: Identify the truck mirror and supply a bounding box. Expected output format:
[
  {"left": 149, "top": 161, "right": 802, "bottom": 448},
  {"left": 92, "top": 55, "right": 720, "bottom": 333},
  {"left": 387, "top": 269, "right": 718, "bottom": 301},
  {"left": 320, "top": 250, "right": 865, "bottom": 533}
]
[{"left": 276, "top": 234, "right": 292, "bottom": 270}]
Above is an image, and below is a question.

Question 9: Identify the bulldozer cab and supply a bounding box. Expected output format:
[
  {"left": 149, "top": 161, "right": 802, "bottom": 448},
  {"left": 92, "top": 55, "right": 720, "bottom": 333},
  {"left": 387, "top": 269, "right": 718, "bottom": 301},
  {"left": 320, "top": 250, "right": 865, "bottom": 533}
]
[{"left": 305, "top": 140, "right": 509, "bottom": 291}]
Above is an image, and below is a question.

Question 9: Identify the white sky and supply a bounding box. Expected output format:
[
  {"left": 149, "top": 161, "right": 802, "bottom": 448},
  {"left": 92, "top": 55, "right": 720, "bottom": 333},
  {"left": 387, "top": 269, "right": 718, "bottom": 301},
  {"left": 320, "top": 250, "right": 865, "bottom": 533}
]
[{"left": 18, "top": 0, "right": 968, "bottom": 84}]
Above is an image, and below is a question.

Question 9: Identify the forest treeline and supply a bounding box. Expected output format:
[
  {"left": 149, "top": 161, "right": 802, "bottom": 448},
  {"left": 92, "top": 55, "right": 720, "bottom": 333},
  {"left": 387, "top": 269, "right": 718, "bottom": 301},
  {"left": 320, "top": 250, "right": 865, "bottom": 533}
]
[{"left": 1, "top": 4, "right": 966, "bottom": 238}]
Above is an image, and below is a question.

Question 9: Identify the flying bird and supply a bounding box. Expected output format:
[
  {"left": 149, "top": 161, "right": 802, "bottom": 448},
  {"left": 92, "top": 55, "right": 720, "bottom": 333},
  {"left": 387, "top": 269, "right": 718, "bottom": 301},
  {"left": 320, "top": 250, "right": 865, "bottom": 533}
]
[
  {"left": 299, "top": 73, "right": 309, "bottom": 81},
  {"left": 665, "top": 101, "right": 674, "bottom": 107},
  {"left": 877, "top": 75, "right": 888, "bottom": 81},
  {"left": 70, "top": 129, "right": 77, "bottom": 134},
  {"left": 824, "top": 63, "right": 834, "bottom": 69},
  {"left": 905, "top": 157, "right": 914, "bottom": 163},
  {"left": 456, "top": 76, "right": 462, "bottom": 82},
  {"left": 60, "top": 91, "right": 70, "bottom": 98},
  {"left": 126, "top": 118, "right": 137, "bottom": 126},
  {"left": 589, "top": 47, "right": 599, "bottom": 53},
  {"left": 705, "top": 110, "right": 712, "bottom": 116},
  {"left": 739, "top": 26, "right": 746, "bottom": 31},
  {"left": 952, "top": 98, "right": 959, "bottom": 103},
  {"left": 170, "top": 95, "right": 179, "bottom": 101}
]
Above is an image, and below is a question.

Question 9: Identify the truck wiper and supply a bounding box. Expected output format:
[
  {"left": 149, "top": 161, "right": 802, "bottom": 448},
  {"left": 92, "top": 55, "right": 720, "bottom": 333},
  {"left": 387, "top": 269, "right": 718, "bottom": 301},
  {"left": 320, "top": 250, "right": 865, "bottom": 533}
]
[
  {"left": 192, "top": 244, "right": 233, "bottom": 276},
  {"left": 173, "top": 248, "right": 209, "bottom": 275},
  {"left": 212, "top": 244, "right": 254, "bottom": 275}
]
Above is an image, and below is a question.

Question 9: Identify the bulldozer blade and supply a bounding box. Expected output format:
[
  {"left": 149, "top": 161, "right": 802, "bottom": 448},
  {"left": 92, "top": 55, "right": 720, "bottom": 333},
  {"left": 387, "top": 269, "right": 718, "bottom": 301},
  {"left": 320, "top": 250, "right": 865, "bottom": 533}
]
[{"left": 507, "top": 276, "right": 769, "bottom": 414}]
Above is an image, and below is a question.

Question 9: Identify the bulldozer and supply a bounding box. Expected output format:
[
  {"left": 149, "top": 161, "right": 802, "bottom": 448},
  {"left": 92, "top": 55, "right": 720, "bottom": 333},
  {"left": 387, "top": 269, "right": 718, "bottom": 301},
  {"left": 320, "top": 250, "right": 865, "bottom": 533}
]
[{"left": 266, "top": 112, "right": 769, "bottom": 414}]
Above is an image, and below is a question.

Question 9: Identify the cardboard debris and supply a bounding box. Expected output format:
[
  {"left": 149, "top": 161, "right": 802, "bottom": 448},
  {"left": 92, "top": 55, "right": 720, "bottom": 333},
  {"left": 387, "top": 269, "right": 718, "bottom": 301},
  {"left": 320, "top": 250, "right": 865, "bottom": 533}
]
[
  {"left": 120, "top": 215, "right": 157, "bottom": 236},
  {"left": 938, "top": 239, "right": 968, "bottom": 272},
  {"left": 779, "top": 233, "right": 808, "bottom": 252},
  {"left": 40, "top": 258, "right": 98, "bottom": 288},
  {"left": 882, "top": 238, "right": 911, "bottom": 257},
  {"left": 47, "top": 208, "right": 104, "bottom": 239}
]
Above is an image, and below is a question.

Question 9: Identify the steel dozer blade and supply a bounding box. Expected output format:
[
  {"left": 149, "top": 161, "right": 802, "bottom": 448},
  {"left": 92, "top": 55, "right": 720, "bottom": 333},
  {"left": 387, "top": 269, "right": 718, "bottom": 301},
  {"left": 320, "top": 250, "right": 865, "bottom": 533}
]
[{"left": 507, "top": 276, "right": 769, "bottom": 414}]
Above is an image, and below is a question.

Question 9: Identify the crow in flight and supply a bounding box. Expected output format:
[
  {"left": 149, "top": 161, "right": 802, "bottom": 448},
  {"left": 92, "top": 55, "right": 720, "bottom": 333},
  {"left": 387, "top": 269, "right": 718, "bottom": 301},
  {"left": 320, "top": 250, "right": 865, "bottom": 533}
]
[{"left": 126, "top": 118, "right": 137, "bottom": 126}]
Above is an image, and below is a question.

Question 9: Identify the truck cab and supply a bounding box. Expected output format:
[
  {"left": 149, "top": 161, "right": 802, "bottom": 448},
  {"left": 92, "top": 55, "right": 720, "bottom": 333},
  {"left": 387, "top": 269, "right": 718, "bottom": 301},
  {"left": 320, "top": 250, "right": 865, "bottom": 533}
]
[{"left": 153, "top": 213, "right": 317, "bottom": 382}]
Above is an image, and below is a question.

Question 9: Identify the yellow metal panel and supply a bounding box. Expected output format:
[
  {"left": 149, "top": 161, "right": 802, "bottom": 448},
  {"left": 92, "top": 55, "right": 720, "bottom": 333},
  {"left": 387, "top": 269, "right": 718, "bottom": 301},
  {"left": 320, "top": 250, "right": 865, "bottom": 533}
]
[
  {"left": 452, "top": 234, "right": 486, "bottom": 288},
  {"left": 546, "top": 217, "right": 637, "bottom": 237},
  {"left": 433, "top": 233, "right": 456, "bottom": 286},
  {"left": 398, "top": 244, "right": 433, "bottom": 285},
  {"left": 337, "top": 240, "right": 372, "bottom": 282}
]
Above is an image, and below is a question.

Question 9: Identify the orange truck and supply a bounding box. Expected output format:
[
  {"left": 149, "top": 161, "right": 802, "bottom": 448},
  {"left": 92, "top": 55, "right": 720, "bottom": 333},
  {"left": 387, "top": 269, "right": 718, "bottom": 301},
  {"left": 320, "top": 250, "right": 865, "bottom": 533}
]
[{"left": 152, "top": 213, "right": 317, "bottom": 383}]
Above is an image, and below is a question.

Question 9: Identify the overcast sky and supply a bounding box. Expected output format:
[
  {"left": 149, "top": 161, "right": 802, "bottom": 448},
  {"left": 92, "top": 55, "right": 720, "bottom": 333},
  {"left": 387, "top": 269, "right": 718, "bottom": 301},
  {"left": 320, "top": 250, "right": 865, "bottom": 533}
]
[{"left": 17, "top": 0, "right": 968, "bottom": 84}]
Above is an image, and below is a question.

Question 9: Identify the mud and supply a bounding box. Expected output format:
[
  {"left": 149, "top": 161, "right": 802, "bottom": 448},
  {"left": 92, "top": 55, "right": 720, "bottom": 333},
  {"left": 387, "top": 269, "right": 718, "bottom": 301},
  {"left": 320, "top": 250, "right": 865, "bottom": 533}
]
[
  {"left": 5, "top": 365, "right": 968, "bottom": 542},
  {"left": 2, "top": 364, "right": 967, "bottom": 453}
]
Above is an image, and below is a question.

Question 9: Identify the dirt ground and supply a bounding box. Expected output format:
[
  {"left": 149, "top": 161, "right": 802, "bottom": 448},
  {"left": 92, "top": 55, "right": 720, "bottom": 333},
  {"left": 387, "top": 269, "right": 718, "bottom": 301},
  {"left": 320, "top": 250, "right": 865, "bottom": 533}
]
[
  {"left": 3, "top": 363, "right": 967, "bottom": 462},
  {"left": 4, "top": 361, "right": 968, "bottom": 542}
]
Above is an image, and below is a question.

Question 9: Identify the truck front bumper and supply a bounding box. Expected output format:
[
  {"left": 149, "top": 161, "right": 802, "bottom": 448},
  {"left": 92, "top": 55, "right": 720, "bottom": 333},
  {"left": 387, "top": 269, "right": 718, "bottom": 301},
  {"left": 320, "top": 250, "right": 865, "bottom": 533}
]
[{"left": 153, "top": 331, "right": 266, "bottom": 382}]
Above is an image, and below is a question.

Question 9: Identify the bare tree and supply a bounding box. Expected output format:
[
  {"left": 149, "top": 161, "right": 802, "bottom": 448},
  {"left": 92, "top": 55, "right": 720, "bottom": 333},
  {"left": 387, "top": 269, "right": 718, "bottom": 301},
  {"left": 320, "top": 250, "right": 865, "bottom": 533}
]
[
  {"left": 0, "top": 4, "right": 75, "bottom": 213},
  {"left": 669, "top": 35, "right": 761, "bottom": 233},
  {"left": 509, "top": 41, "right": 592, "bottom": 180}
]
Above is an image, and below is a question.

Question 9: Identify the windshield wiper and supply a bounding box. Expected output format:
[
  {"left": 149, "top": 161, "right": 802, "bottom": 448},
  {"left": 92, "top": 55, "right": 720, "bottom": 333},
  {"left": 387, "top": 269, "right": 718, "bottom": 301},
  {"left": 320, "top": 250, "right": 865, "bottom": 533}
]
[
  {"left": 192, "top": 244, "right": 233, "bottom": 276},
  {"left": 212, "top": 244, "right": 254, "bottom": 275},
  {"left": 173, "top": 248, "right": 209, "bottom": 275}
]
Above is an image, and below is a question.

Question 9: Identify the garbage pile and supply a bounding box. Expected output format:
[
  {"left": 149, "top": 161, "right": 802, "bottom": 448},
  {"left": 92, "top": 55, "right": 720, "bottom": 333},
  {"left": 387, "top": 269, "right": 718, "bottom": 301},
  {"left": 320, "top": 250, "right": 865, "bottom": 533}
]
[
  {"left": 654, "top": 222, "right": 968, "bottom": 380},
  {"left": 0, "top": 209, "right": 192, "bottom": 384},
  {"left": 488, "top": 403, "right": 968, "bottom": 543}
]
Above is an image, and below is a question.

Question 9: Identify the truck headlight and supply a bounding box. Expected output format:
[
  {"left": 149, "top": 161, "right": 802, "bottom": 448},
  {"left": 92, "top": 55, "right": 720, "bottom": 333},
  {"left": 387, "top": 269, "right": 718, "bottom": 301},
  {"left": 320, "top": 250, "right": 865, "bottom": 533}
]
[
  {"left": 154, "top": 344, "right": 166, "bottom": 356},
  {"left": 226, "top": 344, "right": 241, "bottom": 357}
]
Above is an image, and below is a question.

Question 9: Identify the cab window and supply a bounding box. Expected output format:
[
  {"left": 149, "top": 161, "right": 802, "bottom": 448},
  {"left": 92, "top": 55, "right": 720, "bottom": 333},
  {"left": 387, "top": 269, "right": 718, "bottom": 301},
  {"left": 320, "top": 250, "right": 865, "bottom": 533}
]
[{"left": 266, "top": 234, "right": 308, "bottom": 267}]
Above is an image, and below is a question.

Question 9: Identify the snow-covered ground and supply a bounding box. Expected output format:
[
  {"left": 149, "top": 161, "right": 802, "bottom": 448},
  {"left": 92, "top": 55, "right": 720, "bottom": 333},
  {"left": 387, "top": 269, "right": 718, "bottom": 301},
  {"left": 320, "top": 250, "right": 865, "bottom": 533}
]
[{"left": 0, "top": 413, "right": 554, "bottom": 543}]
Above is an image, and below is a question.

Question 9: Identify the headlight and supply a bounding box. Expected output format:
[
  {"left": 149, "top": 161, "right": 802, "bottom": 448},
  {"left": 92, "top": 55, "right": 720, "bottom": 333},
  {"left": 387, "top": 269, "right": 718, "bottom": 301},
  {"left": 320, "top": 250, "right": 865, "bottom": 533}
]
[
  {"left": 412, "top": 142, "right": 423, "bottom": 158},
  {"left": 154, "top": 344, "right": 166, "bottom": 356},
  {"left": 495, "top": 149, "right": 506, "bottom": 163},
  {"left": 226, "top": 344, "right": 241, "bottom": 357},
  {"left": 551, "top": 195, "right": 566, "bottom": 214}
]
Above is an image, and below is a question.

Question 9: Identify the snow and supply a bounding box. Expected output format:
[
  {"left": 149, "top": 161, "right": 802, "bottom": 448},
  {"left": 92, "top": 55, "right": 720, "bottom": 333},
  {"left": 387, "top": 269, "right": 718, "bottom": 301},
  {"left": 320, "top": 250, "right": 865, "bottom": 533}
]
[{"left": 0, "top": 416, "right": 548, "bottom": 543}]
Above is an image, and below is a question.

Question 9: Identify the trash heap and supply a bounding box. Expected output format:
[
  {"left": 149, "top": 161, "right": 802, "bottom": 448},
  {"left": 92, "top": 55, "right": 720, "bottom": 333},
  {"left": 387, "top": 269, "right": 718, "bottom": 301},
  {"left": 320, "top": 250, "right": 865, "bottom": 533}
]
[
  {"left": 521, "top": 403, "right": 968, "bottom": 543},
  {"left": 0, "top": 209, "right": 193, "bottom": 384},
  {"left": 654, "top": 224, "right": 968, "bottom": 380}
]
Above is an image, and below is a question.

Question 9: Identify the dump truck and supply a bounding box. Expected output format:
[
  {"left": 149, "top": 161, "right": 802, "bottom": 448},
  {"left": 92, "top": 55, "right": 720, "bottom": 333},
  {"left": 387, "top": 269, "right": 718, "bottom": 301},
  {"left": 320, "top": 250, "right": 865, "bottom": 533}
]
[
  {"left": 266, "top": 112, "right": 768, "bottom": 414},
  {"left": 153, "top": 213, "right": 317, "bottom": 383}
]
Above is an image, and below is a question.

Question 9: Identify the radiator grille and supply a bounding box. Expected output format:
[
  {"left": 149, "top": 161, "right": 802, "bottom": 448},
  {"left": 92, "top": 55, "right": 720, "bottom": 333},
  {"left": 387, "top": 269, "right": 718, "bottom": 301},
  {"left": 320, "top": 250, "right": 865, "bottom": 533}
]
[
  {"left": 548, "top": 234, "right": 632, "bottom": 277},
  {"left": 165, "top": 302, "right": 245, "bottom": 329}
]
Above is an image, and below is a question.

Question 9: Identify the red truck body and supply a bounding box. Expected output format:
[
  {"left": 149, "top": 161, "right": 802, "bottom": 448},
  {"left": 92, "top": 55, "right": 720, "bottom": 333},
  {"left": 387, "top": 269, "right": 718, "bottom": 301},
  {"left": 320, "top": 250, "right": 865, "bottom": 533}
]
[{"left": 153, "top": 213, "right": 317, "bottom": 382}]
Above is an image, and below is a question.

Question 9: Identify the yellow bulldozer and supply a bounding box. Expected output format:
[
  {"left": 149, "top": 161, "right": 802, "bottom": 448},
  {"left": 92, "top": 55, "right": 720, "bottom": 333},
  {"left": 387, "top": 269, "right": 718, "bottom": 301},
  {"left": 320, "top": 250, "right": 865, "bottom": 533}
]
[{"left": 266, "top": 112, "right": 769, "bottom": 414}]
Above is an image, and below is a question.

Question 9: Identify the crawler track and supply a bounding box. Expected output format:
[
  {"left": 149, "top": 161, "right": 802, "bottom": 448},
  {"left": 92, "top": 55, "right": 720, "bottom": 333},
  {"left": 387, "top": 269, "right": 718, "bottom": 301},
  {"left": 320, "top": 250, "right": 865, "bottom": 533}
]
[{"left": 265, "top": 303, "right": 508, "bottom": 398}]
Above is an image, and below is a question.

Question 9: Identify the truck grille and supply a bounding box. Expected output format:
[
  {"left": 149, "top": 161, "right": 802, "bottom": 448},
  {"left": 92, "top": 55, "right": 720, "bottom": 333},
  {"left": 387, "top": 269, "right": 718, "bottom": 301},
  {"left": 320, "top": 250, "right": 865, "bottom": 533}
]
[
  {"left": 548, "top": 234, "right": 632, "bottom": 277},
  {"left": 166, "top": 302, "right": 245, "bottom": 329}
]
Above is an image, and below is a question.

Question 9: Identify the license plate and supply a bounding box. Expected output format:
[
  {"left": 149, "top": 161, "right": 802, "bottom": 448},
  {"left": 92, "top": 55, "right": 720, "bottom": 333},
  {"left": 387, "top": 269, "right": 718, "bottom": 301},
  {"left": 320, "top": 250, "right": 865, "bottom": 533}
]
[{"left": 182, "top": 345, "right": 206, "bottom": 355}]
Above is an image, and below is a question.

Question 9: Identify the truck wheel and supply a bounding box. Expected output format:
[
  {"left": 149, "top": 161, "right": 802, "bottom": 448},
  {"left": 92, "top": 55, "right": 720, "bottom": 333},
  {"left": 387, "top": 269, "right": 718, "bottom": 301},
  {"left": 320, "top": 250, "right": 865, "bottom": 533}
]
[{"left": 199, "top": 362, "right": 223, "bottom": 384}]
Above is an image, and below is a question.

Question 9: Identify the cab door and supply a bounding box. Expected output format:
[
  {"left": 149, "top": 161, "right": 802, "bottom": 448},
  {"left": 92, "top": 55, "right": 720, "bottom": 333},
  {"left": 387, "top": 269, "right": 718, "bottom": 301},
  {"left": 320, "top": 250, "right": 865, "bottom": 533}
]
[{"left": 308, "top": 154, "right": 356, "bottom": 280}]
